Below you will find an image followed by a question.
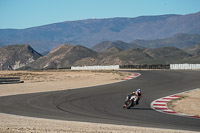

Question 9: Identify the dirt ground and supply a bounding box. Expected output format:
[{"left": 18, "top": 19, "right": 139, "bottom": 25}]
[
  {"left": 168, "top": 88, "right": 200, "bottom": 117},
  {"left": 0, "top": 70, "right": 199, "bottom": 133},
  {"left": 0, "top": 70, "right": 130, "bottom": 96}
]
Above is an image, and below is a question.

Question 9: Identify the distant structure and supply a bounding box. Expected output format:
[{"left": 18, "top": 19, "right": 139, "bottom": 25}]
[{"left": 170, "top": 64, "right": 200, "bottom": 70}]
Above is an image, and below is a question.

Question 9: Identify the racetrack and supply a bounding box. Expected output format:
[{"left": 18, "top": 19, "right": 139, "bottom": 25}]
[{"left": 0, "top": 70, "right": 200, "bottom": 131}]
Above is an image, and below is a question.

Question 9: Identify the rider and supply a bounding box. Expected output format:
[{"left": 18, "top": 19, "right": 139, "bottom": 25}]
[{"left": 124, "top": 89, "right": 142, "bottom": 107}]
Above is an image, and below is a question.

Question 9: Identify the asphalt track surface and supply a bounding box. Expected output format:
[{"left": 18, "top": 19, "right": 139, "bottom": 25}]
[{"left": 0, "top": 70, "right": 200, "bottom": 131}]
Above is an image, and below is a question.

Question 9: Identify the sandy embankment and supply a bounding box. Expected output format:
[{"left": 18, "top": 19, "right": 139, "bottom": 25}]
[
  {"left": 0, "top": 70, "right": 198, "bottom": 133},
  {"left": 0, "top": 70, "right": 130, "bottom": 96},
  {"left": 168, "top": 88, "right": 200, "bottom": 117}
]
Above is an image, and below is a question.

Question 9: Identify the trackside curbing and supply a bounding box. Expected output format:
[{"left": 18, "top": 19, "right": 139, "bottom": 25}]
[{"left": 151, "top": 89, "right": 200, "bottom": 119}]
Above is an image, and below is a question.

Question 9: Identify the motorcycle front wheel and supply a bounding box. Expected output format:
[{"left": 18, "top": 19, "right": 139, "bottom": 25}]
[{"left": 126, "top": 100, "right": 133, "bottom": 109}]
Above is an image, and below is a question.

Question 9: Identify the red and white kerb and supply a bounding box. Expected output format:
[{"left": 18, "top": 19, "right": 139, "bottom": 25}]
[
  {"left": 124, "top": 73, "right": 141, "bottom": 80},
  {"left": 151, "top": 94, "right": 200, "bottom": 119}
]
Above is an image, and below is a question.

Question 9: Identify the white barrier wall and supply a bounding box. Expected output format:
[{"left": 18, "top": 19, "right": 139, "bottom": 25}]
[
  {"left": 71, "top": 65, "right": 120, "bottom": 70},
  {"left": 170, "top": 64, "right": 200, "bottom": 70}
]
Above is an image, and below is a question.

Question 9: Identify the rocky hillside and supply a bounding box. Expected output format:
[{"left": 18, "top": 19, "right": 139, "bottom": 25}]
[
  {"left": 24, "top": 44, "right": 97, "bottom": 69},
  {"left": 0, "top": 45, "right": 41, "bottom": 70},
  {"left": 26, "top": 44, "right": 197, "bottom": 69},
  {"left": 94, "top": 47, "right": 192, "bottom": 65},
  {"left": 1, "top": 43, "right": 200, "bottom": 70},
  {"left": 184, "top": 43, "right": 200, "bottom": 55},
  {"left": 0, "top": 11, "right": 200, "bottom": 53},
  {"left": 92, "top": 40, "right": 143, "bottom": 52}
]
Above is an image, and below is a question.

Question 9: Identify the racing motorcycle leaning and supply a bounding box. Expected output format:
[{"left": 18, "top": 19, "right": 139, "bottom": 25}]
[{"left": 123, "top": 95, "right": 137, "bottom": 109}]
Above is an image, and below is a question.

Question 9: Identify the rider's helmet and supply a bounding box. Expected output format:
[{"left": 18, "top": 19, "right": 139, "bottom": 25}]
[
  {"left": 137, "top": 89, "right": 141, "bottom": 93},
  {"left": 136, "top": 89, "right": 141, "bottom": 96}
]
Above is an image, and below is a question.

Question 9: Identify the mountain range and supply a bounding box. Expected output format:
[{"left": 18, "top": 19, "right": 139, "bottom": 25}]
[
  {"left": 0, "top": 11, "right": 200, "bottom": 53},
  {"left": 1, "top": 32, "right": 200, "bottom": 70},
  {"left": 0, "top": 43, "right": 197, "bottom": 70},
  {"left": 92, "top": 33, "right": 200, "bottom": 52}
]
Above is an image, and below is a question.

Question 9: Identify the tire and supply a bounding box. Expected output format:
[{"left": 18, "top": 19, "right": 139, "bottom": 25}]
[{"left": 126, "top": 100, "right": 133, "bottom": 109}]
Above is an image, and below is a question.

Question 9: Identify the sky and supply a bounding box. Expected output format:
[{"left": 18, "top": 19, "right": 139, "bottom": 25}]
[{"left": 0, "top": 0, "right": 200, "bottom": 29}]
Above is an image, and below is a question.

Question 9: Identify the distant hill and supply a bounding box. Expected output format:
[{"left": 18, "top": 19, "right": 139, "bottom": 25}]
[
  {"left": 92, "top": 33, "right": 200, "bottom": 52},
  {"left": 92, "top": 40, "right": 143, "bottom": 52},
  {"left": 100, "top": 48, "right": 153, "bottom": 65},
  {"left": 0, "top": 45, "right": 41, "bottom": 70},
  {"left": 132, "top": 33, "right": 200, "bottom": 49},
  {"left": 1, "top": 43, "right": 200, "bottom": 70},
  {"left": 96, "top": 47, "right": 192, "bottom": 65},
  {"left": 184, "top": 43, "right": 200, "bottom": 55},
  {"left": 24, "top": 44, "right": 97, "bottom": 69},
  {"left": 22, "top": 45, "right": 199, "bottom": 70},
  {"left": 143, "top": 47, "right": 191, "bottom": 64},
  {"left": 0, "top": 11, "right": 200, "bottom": 53}
]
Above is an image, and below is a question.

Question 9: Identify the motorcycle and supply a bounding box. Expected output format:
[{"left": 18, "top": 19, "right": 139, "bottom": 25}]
[{"left": 123, "top": 95, "right": 136, "bottom": 109}]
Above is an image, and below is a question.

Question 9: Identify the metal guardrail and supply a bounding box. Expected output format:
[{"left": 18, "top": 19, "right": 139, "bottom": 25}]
[{"left": 0, "top": 77, "right": 24, "bottom": 84}]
